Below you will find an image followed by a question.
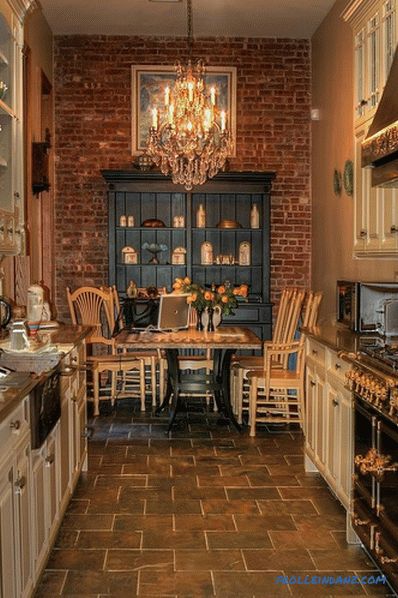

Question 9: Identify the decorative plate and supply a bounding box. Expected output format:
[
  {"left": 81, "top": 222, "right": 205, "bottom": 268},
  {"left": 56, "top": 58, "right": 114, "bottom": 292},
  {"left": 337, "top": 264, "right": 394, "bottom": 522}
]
[
  {"left": 343, "top": 160, "right": 354, "bottom": 196},
  {"left": 333, "top": 169, "right": 342, "bottom": 196}
]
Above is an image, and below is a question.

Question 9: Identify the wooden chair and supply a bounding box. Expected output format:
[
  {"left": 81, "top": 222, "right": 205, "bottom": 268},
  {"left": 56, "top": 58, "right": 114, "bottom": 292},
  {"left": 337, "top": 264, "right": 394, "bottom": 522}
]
[
  {"left": 110, "top": 285, "right": 158, "bottom": 406},
  {"left": 247, "top": 337, "right": 305, "bottom": 436},
  {"left": 66, "top": 286, "right": 145, "bottom": 415},
  {"left": 231, "top": 288, "right": 305, "bottom": 423}
]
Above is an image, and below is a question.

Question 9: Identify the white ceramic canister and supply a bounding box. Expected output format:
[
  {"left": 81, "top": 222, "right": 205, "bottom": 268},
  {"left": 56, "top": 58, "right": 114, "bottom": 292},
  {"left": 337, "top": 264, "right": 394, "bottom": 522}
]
[{"left": 27, "top": 283, "right": 45, "bottom": 321}]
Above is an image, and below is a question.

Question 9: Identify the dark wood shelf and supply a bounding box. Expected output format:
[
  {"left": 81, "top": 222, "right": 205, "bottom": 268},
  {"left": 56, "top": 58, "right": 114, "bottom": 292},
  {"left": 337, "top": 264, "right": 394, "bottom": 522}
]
[
  {"left": 192, "top": 264, "right": 262, "bottom": 268},
  {"left": 116, "top": 226, "right": 186, "bottom": 231},
  {"left": 192, "top": 227, "right": 262, "bottom": 232},
  {"left": 105, "top": 171, "right": 275, "bottom": 342}
]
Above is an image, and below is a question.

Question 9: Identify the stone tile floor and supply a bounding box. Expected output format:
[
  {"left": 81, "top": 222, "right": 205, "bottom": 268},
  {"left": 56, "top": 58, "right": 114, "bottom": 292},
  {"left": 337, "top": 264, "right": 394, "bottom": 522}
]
[{"left": 34, "top": 399, "right": 397, "bottom": 597}]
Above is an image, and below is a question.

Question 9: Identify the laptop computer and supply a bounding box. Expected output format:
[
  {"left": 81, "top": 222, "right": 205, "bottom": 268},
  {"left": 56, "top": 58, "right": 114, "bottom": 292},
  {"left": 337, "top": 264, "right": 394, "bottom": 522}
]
[{"left": 129, "top": 294, "right": 191, "bottom": 332}]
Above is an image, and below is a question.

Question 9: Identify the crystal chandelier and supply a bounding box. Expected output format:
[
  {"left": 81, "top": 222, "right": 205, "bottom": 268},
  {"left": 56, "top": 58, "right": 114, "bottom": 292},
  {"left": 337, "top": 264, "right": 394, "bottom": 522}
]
[{"left": 146, "top": 0, "right": 233, "bottom": 191}]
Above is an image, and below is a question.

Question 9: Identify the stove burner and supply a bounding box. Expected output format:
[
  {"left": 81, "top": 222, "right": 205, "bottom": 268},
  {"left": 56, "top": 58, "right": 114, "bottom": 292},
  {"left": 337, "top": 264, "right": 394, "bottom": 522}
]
[{"left": 359, "top": 337, "right": 398, "bottom": 372}]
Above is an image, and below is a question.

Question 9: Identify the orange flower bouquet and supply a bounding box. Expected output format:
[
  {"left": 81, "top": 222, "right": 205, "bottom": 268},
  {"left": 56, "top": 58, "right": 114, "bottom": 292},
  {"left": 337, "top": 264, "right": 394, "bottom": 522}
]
[{"left": 172, "top": 277, "right": 248, "bottom": 316}]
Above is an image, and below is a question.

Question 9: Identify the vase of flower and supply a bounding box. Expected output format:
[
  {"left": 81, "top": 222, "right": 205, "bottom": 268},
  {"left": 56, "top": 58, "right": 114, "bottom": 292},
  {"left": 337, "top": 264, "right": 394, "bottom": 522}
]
[
  {"left": 206, "top": 306, "right": 215, "bottom": 332},
  {"left": 196, "top": 308, "right": 204, "bottom": 331},
  {"left": 212, "top": 305, "right": 222, "bottom": 329}
]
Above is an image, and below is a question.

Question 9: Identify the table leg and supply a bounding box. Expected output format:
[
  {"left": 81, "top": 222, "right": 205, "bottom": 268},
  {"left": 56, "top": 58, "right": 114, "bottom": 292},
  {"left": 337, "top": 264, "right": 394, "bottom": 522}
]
[
  {"left": 155, "top": 349, "right": 178, "bottom": 415},
  {"left": 213, "top": 349, "right": 241, "bottom": 432}
]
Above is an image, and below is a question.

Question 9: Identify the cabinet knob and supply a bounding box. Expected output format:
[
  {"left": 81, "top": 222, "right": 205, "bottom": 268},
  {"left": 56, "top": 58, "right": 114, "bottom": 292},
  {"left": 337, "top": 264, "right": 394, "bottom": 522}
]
[
  {"left": 390, "top": 225, "right": 398, "bottom": 233},
  {"left": 310, "top": 380, "right": 316, "bottom": 387},
  {"left": 14, "top": 476, "right": 26, "bottom": 494},
  {"left": 71, "top": 394, "right": 77, "bottom": 403},
  {"left": 360, "top": 99, "right": 368, "bottom": 107},
  {"left": 335, "top": 363, "right": 341, "bottom": 370},
  {"left": 332, "top": 399, "right": 339, "bottom": 407},
  {"left": 359, "top": 229, "right": 367, "bottom": 238},
  {"left": 45, "top": 454, "right": 55, "bottom": 467},
  {"left": 312, "top": 349, "right": 318, "bottom": 355},
  {"left": 9, "top": 419, "right": 21, "bottom": 432},
  {"left": 14, "top": 192, "right": 20, "bottom": 199}
]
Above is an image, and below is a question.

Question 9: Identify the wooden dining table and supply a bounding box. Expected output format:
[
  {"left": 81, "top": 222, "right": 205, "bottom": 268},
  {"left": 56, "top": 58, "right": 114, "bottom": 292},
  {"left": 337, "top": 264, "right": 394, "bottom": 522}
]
[{"left": 116, "top": 326, "right": 262, "bottom": 431}]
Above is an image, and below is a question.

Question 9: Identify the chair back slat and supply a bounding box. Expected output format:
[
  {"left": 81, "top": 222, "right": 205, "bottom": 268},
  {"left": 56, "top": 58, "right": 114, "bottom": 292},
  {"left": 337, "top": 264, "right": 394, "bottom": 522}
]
[
  {"left": 273, "top": 288, "right": 294, "bottom": 343},
  {"left": 66, "top": 286, "right": 115, "bottom": 348}
]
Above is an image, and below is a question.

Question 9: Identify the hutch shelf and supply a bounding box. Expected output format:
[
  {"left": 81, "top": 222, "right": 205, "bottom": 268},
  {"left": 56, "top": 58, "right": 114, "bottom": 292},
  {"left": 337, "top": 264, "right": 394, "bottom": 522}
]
[{"left": 102, "top": 170, "right": 275, "bottom": 340}]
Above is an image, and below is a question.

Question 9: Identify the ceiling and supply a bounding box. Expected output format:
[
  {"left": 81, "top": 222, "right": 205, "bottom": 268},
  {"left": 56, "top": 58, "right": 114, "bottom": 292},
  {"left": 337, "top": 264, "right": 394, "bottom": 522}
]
[{"left": 39, "top": 0, "right": 336, "bottom": 38}]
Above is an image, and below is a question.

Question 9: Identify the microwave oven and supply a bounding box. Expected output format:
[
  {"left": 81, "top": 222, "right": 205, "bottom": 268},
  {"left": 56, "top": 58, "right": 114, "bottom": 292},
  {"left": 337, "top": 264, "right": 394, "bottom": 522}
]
[{"left": 337, "top": 280, "right": 398, "bottom": 334}]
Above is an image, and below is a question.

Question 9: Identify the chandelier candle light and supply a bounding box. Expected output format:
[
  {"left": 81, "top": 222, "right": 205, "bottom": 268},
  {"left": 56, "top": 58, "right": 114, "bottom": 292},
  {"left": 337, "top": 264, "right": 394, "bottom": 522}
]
[{"left": 146, "top": 0, "right": 233, "bottom": 191}]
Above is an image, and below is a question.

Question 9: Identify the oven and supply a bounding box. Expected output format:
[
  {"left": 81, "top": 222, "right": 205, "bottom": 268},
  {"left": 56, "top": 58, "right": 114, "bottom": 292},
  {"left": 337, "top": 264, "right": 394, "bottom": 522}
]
[
  {"left": 348, "top": 364, "right": 398, "bottom": 593},
  {"left": 337, "top": 281, "right": 398, "bottom": 333},
  {"left": 30, "top": 368, "right": 61, "bottom": 450}
]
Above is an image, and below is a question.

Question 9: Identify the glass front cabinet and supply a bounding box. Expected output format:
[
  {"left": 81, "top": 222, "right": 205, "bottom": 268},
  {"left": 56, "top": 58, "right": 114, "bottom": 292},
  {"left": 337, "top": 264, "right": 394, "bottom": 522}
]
[
  {"left": 0, "top": 0, "right": 31, "bottom": 255},
  {"left": 344, "top": 0, "right": 398, "bottom": 257}
]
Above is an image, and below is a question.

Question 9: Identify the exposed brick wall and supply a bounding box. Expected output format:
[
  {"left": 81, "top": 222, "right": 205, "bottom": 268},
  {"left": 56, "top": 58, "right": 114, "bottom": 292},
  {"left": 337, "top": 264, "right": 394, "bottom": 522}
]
[{"left": 54, "top": 36, "right": 311, "bottom": 321}]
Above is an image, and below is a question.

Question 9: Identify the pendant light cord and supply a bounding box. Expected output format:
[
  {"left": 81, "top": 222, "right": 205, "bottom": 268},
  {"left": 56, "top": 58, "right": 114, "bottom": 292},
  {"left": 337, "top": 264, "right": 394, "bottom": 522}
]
[{"left": 187, "top": 0, "right": 193, "bottom": 59}]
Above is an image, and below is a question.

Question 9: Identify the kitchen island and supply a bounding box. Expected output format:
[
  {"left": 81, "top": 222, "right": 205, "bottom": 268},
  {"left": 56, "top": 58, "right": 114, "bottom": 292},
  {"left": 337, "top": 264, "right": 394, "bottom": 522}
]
[{"left": 0, "top": 325, "right": 90, "bottom": 598}]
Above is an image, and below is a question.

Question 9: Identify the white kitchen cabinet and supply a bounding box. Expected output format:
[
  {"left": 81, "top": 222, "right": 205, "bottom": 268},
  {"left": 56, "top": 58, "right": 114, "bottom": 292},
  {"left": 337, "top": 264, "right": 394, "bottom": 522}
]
[
  {"left": 353, "top": 124, "right": 398, "bottom": 256},
  {"left": 31, "top": 422, "right": 61, "bottom": 575},
  {"left": 0, "top": 0, "right": 34, "bottom": 255},
  {"left": 344, "top": 0, "right": 398, "bottom": 257},
  {"left": 305, "top": 339, "right": 354, "bottom": 513},
  {"left": 0, "top": 397, "right": 33, "bottom": 598},
  {"left": 344, "top": 0, "right": 397, "bottom": 126}
]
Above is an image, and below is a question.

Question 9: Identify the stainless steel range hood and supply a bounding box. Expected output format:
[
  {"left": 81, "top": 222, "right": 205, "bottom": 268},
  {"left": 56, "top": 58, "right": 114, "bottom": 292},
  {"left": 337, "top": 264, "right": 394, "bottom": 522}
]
[{"left": 362, "top": 48, "right": 398, "bottom": 188}]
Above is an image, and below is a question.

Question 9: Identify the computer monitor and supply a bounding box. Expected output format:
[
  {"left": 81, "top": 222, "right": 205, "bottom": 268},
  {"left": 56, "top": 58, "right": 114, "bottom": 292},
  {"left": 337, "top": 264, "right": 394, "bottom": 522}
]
[{"left": 156, "top": 294, "right": 190, "bottom": 331}]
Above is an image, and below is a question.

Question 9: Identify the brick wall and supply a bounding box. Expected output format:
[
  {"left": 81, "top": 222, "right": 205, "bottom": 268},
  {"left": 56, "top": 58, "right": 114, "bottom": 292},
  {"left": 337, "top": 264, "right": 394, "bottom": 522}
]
[{"left": 54, "top": 36, "right": 311, "bottom": 321}]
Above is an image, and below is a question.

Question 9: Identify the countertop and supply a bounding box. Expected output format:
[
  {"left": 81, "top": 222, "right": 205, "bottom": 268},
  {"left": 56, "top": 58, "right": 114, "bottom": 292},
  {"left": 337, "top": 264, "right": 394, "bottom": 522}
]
[
  {"left": 302, "top": 323, "right": 361, "bottom": 356},
  {"left": 0, "top": 324, "right": 91, "bottom": 425},
  {"left": 116, "top": 326, "right": 262, "bottom": 350}
]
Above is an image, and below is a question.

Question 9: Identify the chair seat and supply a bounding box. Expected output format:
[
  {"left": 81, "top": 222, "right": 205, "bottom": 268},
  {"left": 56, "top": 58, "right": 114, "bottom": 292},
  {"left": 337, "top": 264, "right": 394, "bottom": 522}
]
[
  {"left": 87, "top": 353, "right": 146, "bottom": 365},
  {"left": 247, "top": 368, "right": 301, "bottom": 387},
  {"left": 232, "top": 356, "right": 263, "bottom": 369}
]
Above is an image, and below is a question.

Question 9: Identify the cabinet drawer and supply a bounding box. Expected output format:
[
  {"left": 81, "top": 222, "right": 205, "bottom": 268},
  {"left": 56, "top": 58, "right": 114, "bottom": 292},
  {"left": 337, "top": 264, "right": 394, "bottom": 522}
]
[
  {"left": 0, "top": 400, "right": 29, "bottom": 450},
  {"left": 306, "top": 339, "right": 326, "bottom": 367},
  {"left": 326, "top": 352, "right": 351, "bottom": 383}
]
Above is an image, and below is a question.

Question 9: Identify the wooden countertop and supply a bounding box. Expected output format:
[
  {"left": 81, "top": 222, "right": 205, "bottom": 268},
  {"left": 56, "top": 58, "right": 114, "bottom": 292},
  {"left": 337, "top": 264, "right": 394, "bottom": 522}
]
[
  {"left": 116, "top": 326, "right": 262, "bottom": 350},
  {"left": 0, "top": 324, "right": 91, "bottom": 425}
]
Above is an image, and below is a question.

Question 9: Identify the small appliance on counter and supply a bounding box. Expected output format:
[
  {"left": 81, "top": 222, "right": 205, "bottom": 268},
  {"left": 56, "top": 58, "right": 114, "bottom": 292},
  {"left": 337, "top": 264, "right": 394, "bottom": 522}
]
[
  {"left": 337, "top": 280, "right": 398, "bottom": 335},
  {"left": 0, "top": 296, "right": 12, "bottom": 329}
]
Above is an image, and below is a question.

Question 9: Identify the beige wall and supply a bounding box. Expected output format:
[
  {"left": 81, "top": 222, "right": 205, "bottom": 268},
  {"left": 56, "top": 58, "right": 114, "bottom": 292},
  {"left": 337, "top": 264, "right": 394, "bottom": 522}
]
[
  {"left": 311, "top": 0, "right": 398, "bottom": 322},
  {"left": 24, "top": 7, "right": 53, "bottom": 83}
]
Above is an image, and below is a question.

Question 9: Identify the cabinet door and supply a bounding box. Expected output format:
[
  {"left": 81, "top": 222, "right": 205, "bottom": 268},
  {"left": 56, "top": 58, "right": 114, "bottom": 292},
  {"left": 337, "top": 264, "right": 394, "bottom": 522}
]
[
  {"left": 305, "top": 364, "right": 316, "bottom": 451},
  {"left": 31, "top": 451, "right": 47, "bottom": 570},
  {"left": 76, "top": 391, "right": 87, "bottom": 472},
  {"left": 0, "top": 9, "right": 24, "bottom": 255},
  {"left": 380, "top": 187, "right": 398, "bottom": 251},
  {"left": 326, "top": 384, "right": 341, "bottom": 485},
  {"left": 60, "top": 393, "right": 71, "bottom": 499},
  {"left": 354, "top": 126, "right": 382, "bottom": 254},
  {"left": 0, "top": 464, "right": 16, "bottom": 598},
  {"left": 45, "top": 426, "right": 60, "bottom": 532},
  {"left": 338, "top": 388, "right": 353, "bottom": 508},
  {"left": 314, "top": 368, "right": 326, "bottom": 468},
  {"left": 14, "top": 440, "right": 33, "bottom": 598}
]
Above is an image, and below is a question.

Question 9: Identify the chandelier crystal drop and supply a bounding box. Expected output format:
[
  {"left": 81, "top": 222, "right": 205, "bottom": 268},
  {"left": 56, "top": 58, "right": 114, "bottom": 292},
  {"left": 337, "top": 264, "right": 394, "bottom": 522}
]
[{"left": 146, "top": 1, "right": 233, "bottom": 191}]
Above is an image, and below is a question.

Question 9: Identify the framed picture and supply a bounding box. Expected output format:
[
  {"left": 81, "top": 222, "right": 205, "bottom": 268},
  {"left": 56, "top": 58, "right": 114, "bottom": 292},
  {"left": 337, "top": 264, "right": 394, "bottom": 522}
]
[{"left": 131, "top": 64, "right": 237, "bottom": 157}]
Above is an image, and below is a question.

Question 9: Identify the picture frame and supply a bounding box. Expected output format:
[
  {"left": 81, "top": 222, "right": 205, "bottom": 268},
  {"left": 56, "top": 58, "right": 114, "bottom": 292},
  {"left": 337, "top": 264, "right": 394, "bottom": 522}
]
[{"left": 131, "top": 64, "right": 237, "bottom": 157}]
